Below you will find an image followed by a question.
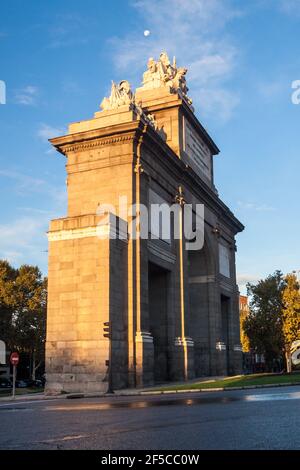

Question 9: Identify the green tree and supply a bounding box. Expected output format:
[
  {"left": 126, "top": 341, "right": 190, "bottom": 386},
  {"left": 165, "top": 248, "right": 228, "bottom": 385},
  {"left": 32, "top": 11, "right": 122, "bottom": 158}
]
[
  {"left": 244, "top": 271, "right": 285, "bottom": 371},
  {"left": 0, "top": 260, "right": 47, "bottom": 379},
  {"left": 282, "top": 273, "right": 300, "bottom": 373},
  {"left": 13, "top": 265, "right": 47, "bottom": 379},
  {"left": 0, "top": 260, "right": 17, "bottom": 350}
]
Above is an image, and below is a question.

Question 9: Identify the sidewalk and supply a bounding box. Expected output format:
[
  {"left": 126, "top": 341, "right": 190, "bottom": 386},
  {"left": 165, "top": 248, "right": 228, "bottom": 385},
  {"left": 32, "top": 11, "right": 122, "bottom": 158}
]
[
  {"left": 0, "top": 392, "right": 57, "bottom": 403},
  {"left": 2, "top": 374, "right": 300, "bottom": 402}
]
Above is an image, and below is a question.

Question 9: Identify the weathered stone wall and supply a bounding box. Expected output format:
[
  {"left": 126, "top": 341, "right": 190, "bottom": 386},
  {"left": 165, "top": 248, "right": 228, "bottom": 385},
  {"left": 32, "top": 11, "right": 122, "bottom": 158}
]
[
  {"left": 46, "top": 222, "right": 110, "bottom": 393},
  {"left": 46, "top": 88, "right": 244, "bottom": 392}
]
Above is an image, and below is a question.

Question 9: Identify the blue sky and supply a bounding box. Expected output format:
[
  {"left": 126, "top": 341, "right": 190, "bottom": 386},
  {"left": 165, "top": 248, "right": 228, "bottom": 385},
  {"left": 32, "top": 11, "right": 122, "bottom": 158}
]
[{"left": 0, "top": 0, "right": 300, "bottom": 292}]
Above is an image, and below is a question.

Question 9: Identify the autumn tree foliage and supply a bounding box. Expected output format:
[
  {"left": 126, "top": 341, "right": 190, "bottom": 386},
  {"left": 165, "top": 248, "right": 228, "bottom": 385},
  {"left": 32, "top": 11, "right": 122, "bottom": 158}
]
[
  {"left": 239, "top": 299, "right": 250, "bottom": 353},
  {"left": 282, "top": 273, "right": 300, "bottom": 373}
]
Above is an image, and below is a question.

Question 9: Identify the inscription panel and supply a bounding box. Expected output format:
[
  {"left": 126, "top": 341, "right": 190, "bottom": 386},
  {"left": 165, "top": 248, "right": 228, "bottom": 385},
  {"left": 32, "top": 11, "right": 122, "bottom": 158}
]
[
  {"left": 183, "top": 117, "right": 212, "bottom": 181},
  {"left": 219, "top": 243, "right": 231, "bottom": 278}
]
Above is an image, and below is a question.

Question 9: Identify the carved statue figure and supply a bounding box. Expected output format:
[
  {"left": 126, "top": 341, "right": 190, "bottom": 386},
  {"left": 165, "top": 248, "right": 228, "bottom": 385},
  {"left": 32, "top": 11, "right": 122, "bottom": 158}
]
[
  {"left": 140, "top": 52, "right": 192, "bottom": 106},
  {"left": 145, "top": 113, "right": 158, "bottom": 130},
  {"left": 100, "top": 80, "right": 134, "bottom": 111},
  {"left": 158, "top": 52, "right": 176, "bottom": 84},
  {"left": 142, "top": 57, "right": 161, "bottom": 89},
  {"left": 173, "top": 67, "right": 188, "bottom": 95}
]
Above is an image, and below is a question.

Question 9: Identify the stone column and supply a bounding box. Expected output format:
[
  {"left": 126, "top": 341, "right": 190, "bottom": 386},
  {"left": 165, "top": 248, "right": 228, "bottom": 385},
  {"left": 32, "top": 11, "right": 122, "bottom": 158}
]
[
  {"left": 226, "top": 289, "right": 242, "bottom": 375},
  {"left": 133, "top": 156, "right": 154, "bottom": 387},
  {"left": 171, "top": 186, "right": 194, "bottom": 381},
  {"left": 226, "top": 242, "right": 243, "bottom": 376}
]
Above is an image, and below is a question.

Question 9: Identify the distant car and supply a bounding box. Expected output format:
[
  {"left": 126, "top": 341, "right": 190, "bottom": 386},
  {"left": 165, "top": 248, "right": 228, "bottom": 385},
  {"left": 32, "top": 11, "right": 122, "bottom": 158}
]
[
  {"left": 0, "top": 378, "right": 12, "bottom": 388},
  {"left": 36, "top": 376, "right": 46, "bottom": 387},
  {"left": 15, "top": 380, "right": 28, "bottom": 388},
  {"left": 32, "top": 379, "right": 43, "bottom": 388},
  {"left": 22, "top": 379, "right": 34, "bottom": 387}
]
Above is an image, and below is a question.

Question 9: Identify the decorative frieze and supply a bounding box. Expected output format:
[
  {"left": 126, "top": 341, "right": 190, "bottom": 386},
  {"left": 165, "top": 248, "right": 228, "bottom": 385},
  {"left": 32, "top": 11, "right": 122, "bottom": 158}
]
[{"left": 62, "top": 134, "right": 135, "bottom": 154}]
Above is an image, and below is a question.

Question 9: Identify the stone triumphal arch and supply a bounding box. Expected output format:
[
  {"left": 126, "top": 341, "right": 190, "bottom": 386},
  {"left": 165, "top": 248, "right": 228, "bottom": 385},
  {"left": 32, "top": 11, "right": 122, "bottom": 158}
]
[{"left": 45, "top": 53, "right": 244, "bottom": 393}]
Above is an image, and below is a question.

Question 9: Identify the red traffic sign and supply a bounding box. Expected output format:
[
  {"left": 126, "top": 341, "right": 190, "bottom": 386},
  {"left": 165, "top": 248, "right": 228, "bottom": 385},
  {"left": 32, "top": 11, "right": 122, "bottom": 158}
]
[{"left": 10, "top": 352, "right": 19, "bottom": 366}]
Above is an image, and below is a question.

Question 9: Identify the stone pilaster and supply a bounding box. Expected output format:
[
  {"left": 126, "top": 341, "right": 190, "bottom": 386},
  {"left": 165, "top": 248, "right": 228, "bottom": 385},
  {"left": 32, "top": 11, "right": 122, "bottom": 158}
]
[
  {"left": 172, "top": 337, "right": 195, "bottom": 381},
  {"left": 135, "top": 331, "right": 154, "bottom": 387}
]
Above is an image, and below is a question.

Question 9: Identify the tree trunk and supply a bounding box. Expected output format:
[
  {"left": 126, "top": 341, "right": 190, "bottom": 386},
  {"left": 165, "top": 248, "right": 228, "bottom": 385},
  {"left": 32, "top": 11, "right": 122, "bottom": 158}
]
[
  {"left": 32, "top": 352, "right": 42, "bottom": 381},
  {"left": 32, "top": 351, "right": 36, "bottom": 380},
  {"left": 285, "top": 350, "right": 292, "bottom": 374}
]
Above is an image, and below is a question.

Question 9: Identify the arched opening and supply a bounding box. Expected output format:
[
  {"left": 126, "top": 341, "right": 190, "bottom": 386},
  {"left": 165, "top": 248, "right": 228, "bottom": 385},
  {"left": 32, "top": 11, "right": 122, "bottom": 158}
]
[
  {"left": 148, "top": 262, "right": 170, "bottom": 383},
  {"left": 188, "top": 238, "right": 215, "bottom": 377}
]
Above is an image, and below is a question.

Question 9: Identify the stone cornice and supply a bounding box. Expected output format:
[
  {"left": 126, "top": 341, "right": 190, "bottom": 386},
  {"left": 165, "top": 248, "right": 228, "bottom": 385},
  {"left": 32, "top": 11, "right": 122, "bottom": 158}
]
[
  {"left": 48, "top": 213, "right": 128, "bottom": 243},
  {"left": 49, "top": 120, "right": 145, "bottom": 156}
]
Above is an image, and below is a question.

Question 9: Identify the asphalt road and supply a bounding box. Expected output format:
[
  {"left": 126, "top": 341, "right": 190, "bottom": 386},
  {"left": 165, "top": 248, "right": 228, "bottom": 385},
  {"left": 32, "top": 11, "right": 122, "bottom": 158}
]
[{"left": 1, "top": 386, "right": 300, "bottom": 450}]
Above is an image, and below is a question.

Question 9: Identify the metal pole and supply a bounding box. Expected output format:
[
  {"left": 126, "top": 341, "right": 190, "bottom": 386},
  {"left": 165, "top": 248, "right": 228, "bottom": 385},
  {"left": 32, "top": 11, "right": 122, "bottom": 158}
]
[
  {"left": 107, "top": 328, "right": 114, "bottom": 394},
  {"left": 12, "top": 365, "right": 16, "bottom": 400}
]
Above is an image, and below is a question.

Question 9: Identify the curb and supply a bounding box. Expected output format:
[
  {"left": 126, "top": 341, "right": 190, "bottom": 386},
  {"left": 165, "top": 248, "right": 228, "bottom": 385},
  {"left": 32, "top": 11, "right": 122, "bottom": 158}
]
[
  {"left": 67, "top": 380, "right": 300, "bottom": 398},
  {"left": 1, "top": 380, "right": 300, "bottom": 402},
  {"left": 0, "top": 394, "right": 61, "bottom": 403},
  {"left": 137, "top": 381, "right": 300, "bottom": 396}
]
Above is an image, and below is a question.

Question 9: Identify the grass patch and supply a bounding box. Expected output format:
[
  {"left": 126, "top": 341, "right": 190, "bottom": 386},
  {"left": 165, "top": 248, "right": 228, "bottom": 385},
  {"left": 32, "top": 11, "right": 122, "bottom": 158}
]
[{"left": 157, "top": 373, "right": 300, "bottom": 391}]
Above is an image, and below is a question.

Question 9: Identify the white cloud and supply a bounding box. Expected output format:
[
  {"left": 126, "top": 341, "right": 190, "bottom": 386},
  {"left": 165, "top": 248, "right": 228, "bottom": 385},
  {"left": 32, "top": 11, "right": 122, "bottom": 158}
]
[
  {"left": 0, "top": 169, "right": 66, "bottom": 206},
  {"left": 61, "top": 80, "right": 82, "bottom": 94},
  {"left": 188, "top": 53, "right": 235, "bottom": 84},
  {"left": 0, "top": 216, "right": 46, "bottom": 249},
  {"left": 0, "top": 169, "right": 44, "bottom": 192},
  {"left": 48, "top": 13, "right": 90, "bottom": 49},
  {"left": 237, "top": 201, "right": 276, "bottom": 212},
  {"left": 37, "top": 123, "right": 65, "bottom": 141},
  {"left": 14, "top": 85, "right": 39, "bottom": 106},
  {"left": 45, "top": 148, "right": 56, "bottom": 155},
  {"left": 0, "top": 216, "right": 49, "bottom": 268},
  {"left": 0, "top": 170, "right": 67, "bottom": 270},
  {"left": 197, "top": 88, "right": 240, "bottom": 121},
  {"left": 278, "top": 0, "right": 300, "bottom": 16},
  {"left": 237, "top": 273, "right": 261, "bottom": 293},
  {"left": 18, "top": 207, "right": 53, "bottom": 215},
  {"left": 257, "top": 79, "right": 287, "bottom": 100},
  {"left": 107, "top": 0, "right": 242, "bottom": 121}
]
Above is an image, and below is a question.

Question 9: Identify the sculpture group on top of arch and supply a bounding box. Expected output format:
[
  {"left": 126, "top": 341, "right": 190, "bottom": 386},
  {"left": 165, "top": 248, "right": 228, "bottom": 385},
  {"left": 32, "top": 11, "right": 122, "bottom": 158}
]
[
  {"left": 100, "top": 51, "right": 193, "bottom": 115},
  {"left": 142, "top": 52, "right": 192, "bottom": 105}
]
